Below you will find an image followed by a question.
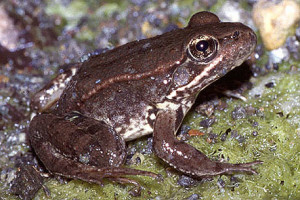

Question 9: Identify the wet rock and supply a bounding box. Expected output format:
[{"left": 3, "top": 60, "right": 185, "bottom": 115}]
[
  {"left": 217, "top": 177, "right": 226, "bottom": 188},
  {"left": 177, "top": 175, "right": 198, "bottom": 187},
  {"left": 10, "top": 165, "right": 45, "bottom": 200},
  {"left": 0, "top": 103, "right": 25, "bottom": 124},
  {"left": 141, "top": 137, "right": 153, "bottom": 154},
  {"left": 252, "top": 131, "right": 258, "bottom": 136},
  {"left": 178, "top": 124, "right": 191, "bottom": 136},
  {"left": 286, "top": 36, "right": 300, "bottom": 60},
  {"left": 230, "top": 130, "right": 245, "bottom": 143},
  {"left": 296, "top": 25, "right": 300, "bottom": 41},
  {"left": 269, "top": 47, "right": 290, "bottom": 63},
  {"left": 253, "top": 0, "right": 300, "bottom": 50},
  {"left": 199, "top": 117, "right": 215, "bottom": 128},
  {"left": 230, "top": 176, "right": 240, "bottom": 190},
  {"left": 252, "top": 121, "right": 259, "bottom": 127},
  {"left": 230, "top": 130, "right": 239, "bottom": 139},
  {"left": 186, "top": 193, "right": 200, "bottom": 200},
  {"left": 207, "top": 133, "right": 218, "bottom": 144},
  {"left": 231, "top": 106, "right": 247, "bottom": 120},
  {"left": 265, "top": 62, "right": 279, "bottom": 72},
  {"left": 265, "top": 82, "right": 275, "bottom": 88},
  {"left": 178, "top": 125, "right": 191, "bottom": 141},
  {"left": 0, "top": 5, "right": 19, "bottom": 50},
  {"left": 195, "top": 102, "right": 215, "bottom": 117},
  {"left": 221, "top": 129, "right": 231, "bottom": 141},
  {"left": 245, "top": 106, "right": 256, "bottom": 116},
  {"left": 218, "top": 1, "right": 254, "bottom": 29},
  {"left": 220, "top": 132, "right": 228, "bottom": 141}
]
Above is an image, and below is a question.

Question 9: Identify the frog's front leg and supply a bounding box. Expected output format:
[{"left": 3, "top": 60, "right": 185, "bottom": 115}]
[
  {"left": 29, "top": 112, "right": 157, "bottom": 185},
  {"left": 31, "top": 63, "right": 81, "bottom": 112},
  {"left": 153, "top": 109, "right": 262, "bottom": 177}
]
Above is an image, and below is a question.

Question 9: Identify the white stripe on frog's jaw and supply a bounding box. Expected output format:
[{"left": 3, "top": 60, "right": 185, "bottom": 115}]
[{"left": 167, "top": 54, "right": 224, "bottom": 101}]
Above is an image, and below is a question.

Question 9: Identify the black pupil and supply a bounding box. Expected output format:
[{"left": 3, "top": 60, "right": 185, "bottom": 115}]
[{"left": 196, "top": 40, "right": 209, "bottom": 52}]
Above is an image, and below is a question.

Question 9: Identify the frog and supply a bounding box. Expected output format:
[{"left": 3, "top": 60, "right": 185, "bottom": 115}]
[{"left": 29, "top": 11, "right": 261, "bottom": 189}]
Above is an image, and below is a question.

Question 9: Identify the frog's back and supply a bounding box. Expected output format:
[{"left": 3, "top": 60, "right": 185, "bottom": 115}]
[{"left": 56, "top": 29, "right": 187, "bottom": 113}]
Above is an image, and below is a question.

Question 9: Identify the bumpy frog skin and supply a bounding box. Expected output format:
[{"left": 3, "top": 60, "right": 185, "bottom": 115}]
[{"left": 29, "top": 11, "right": 261, "bottom": 189}]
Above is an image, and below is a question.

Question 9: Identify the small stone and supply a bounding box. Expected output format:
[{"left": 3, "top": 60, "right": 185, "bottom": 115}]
[
  {"left": 221, "top": 133, "right": 228, "bottom": 141},
  {"left": 217, "top": 178, "right": 226, "bottom": 188},
  {"left": 252, "top": 131, "right": 258, "bottom": 136},
  {"left": 296, "top": 26, "right": 300, "bottom": 41},
  {"left": 230, "top": 176, "right": 239, "bottom": 187},
  {"left": 252, "top": 121, "right": 259, "bottom": 127},
  {"left": 231, "top": 130, "right": 239, "bottom": 139},
  {"left": 245, "top": 106, "right": 256, "bottom": 115},
  {"left": 195, "top": 102, "right": 215, "bottom": 117},
  {"left": 269, "top": 47, "right": 290, "bottom": 63},
  {"left": 231, "top": 106, "right": 247, "bottom": 119},
  {"left": 286, "top": 36, "right": 300, "bottom": 60},
  {"left": 186, "top": 193, "right": 200, "bottom": 200},
  {"left": 178, "top": 125, "right": 191, "bottom": 135},
  {"left": 141, "top": 137, "right": 153, "bottom": 154},
  {"left": 199, "top": 117, "right": 215, "bottom": 128},
  {"left": 253, "top": 0, "right": 300, "bottom": 50},
  {"left": 265, "top": 82, "right": 275, "bottom": 88},
  {"left": 177, "top": 175, "right": 197, "bottom": 187},
  {"left": 237, "top": 135, "right": 246, "bottom": 143},
  {"left": 11, "top": 165, "right": 44, "bottom": 200},
  {"left": 207, "top": 133, "right": 218, "bottom": 144}
]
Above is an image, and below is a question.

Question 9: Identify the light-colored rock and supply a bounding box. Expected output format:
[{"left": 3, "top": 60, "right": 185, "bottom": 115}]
[
  {"left": 253, "top": 0, "right": 300, "bottom": 50},
  {"left": 0, "top": 5, "right": 19, "bottom": 50}
]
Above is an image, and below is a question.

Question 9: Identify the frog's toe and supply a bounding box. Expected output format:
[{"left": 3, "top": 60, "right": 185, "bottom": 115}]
[
  {"left": 217, "top": 160, "right": 263, "bottom": 175},
  {"left": 235, "top": 160, "right": 263, "bottom": 168},
  {"left": 107, "top": 176, "right": 142, "bottom": 197}
]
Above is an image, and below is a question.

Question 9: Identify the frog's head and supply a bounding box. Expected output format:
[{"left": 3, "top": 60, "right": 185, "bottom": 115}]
[{"left": 168, "top": 11, "right": 256, "bottom": 100}]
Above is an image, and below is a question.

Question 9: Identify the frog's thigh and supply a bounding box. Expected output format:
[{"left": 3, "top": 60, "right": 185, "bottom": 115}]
[
  {"left": 153, "top": 110, "right": 261, "bottom": 177},
  {"left": 29, "top": 113, "right": 157, "bottom": 183},
  {"left": 30, "top": 112, "right": 126, "bottom": 168}
]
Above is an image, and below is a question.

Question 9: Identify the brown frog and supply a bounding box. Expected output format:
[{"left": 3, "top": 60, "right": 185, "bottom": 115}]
[{"left": 29, "top": 11, "right": 261, "bottom": 189}]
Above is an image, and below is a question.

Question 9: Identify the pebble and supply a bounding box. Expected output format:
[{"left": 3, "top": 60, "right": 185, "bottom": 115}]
[
  {"left": 252, "top": 131, "right": 258, "bottom": 136},
  {"left": 265, "top": 82, "right": 275, "bottom": 88},
  {"left": 253, "top": 0, "right": 300, "bottom": 50},
  {"left": 296, "top": 26, "right": 300, "bottom": 41},
  {"left": 199, "top": 117, "right": 215, "bottom": 128},
  {"left": 0, "top": 5, "right": 19, "bottom": 50},
  {"left": 186, "top": 193, "right": 200, "bottom": 200},
  {"left": 177, "top": 175, "right": 197, "bottom": 187},
  {"left": 269, "top": 47, "right": 290, "bottom": 63},
  {"left": 231, "top": 106, "right": 247, "bottom": 120}
]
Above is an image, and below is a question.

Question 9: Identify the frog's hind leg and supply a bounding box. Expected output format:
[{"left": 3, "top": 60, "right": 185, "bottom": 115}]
[
  {"left": 153, "top": 109, "right": 262, "bottom": 178},
  {"left": 29, "top": 112, "right": 158, "bottom": 186}
]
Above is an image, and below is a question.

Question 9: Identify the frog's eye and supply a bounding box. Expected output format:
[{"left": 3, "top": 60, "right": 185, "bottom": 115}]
[{"left": 187, "top": 36, "right": 218, "bottom": 63}]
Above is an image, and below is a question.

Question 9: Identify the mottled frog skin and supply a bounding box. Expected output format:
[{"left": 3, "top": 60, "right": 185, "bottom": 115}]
[{"left": 29, "top": 11, "right": 261, "bottom": 188}]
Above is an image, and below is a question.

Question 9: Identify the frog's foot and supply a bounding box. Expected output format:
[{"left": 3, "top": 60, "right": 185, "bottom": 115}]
[
  {"left": 106, "top": 177, "right": 142, "bottom": 197},
  {"left": 153, "top": 110, "right": 262, "bottom": 177},
  {"left": 29, "top": 113, "right": 158, "bottom": 186}
]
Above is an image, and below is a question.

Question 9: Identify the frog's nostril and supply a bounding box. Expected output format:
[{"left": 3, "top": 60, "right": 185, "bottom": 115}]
[{"left": 232, "top": 31, "right": 240, "bottom": 40}]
